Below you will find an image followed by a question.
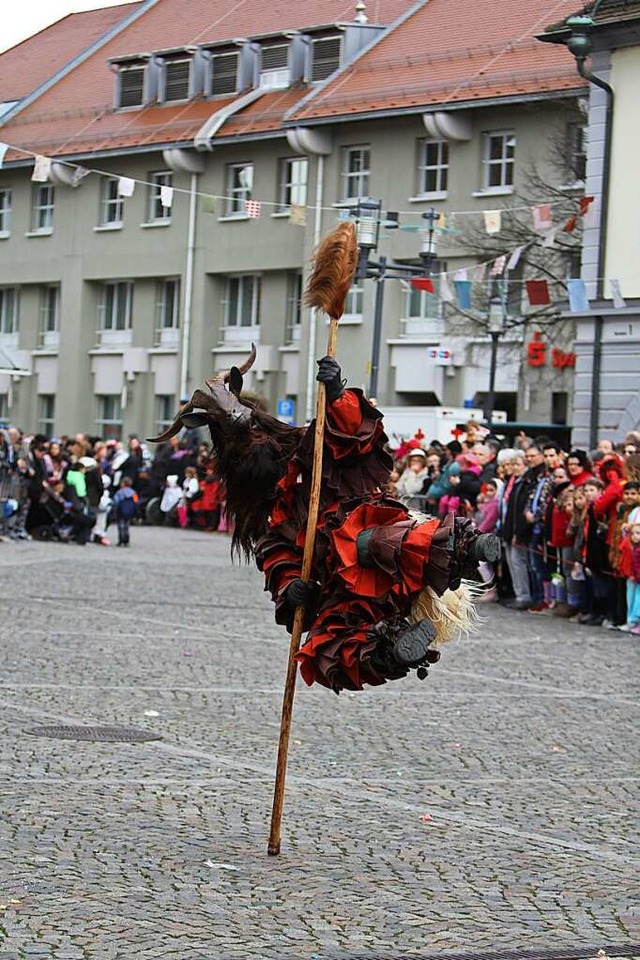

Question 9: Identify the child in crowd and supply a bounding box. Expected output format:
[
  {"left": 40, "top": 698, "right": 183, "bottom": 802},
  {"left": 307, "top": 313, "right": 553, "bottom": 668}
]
[
  {"left": 582, "top": 477, "right": 611, "bottom": 625},
  {"left": 177, "top": 465, "right": 200, "bottom": 528},
  {"left": 113, "top": 476, "right": 139, "bottom": 547},
  {"left": 475, "top": 477, "right": 502, "bottom": 601},
  {"left": 394, "top": 449, "right": 430, "bottom": 511},
  {"left": 622, "top": 523, "right": 640, "bottom": 635}
]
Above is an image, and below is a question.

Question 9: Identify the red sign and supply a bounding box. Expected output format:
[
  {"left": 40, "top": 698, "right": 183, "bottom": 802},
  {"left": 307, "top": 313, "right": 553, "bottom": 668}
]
[{"left": 526, "top": 332, "right": 576, "bottom": 369}]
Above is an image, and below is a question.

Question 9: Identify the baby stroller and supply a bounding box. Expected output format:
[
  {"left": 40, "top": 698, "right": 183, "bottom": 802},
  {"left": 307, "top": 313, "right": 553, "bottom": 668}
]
[{"left": 30, "top": 486, "right": 91, "bottom": 543}]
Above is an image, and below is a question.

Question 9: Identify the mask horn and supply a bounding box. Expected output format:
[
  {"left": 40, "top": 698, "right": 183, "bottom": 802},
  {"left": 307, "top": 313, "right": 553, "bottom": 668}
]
[{"left": 228, "top": 367, "right": 243, "bottom": 397}]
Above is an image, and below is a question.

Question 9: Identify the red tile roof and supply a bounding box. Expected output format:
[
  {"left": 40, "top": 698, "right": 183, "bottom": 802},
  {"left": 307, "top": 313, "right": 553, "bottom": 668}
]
[
  {"left": 288, "top": 0, "right": 585, "bottom": 122},
  {"left": 0, "top": 2, "right": 143, "bottom": 102}
]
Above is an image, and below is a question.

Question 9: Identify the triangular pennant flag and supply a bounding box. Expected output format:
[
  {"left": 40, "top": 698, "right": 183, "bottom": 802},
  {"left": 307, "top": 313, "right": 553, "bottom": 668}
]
[
  {"left": 542, "top": 228, "right": 557, "bottom": 248},
  {"left": 411, "top": 277, "right": 435, "bottom": 293},
  {"left": 567, "top": 278, "right": 590, "bottom": 313},
  {"left": 484, "top": 210, "right": 501, "bottom": 235},
  {"left": 31, "top": 155, "right": 52, "bottom": 182},
  {"left": 117, "top": 176, "right": 135, "bottom": 197},
  {"left": 525, "top": 280, "right": 550, "bottom": 307},
  {"left": 436, "top": 212, "right": 446, "bottom": 230},
  {"left": 454, "top": 268, "right": 468, "bottom": 282},
  {"left": 71, "top": 166, "right": 90, "bottom": 187},
  {"left": 609, "top": 279, "right": 626, "bottom": 310},
  {"left": 160, "top": 185, "right": 174, "bottom": 209},
  {"left": 562, "top": 214, "right": 578, "bottom": 233},
  {"left": 579, "top": 195, "right": 595, "bottom": 216},
  {"left": 473, "top": 263, "right": 486, "bottom": 283},
  {"left": 202, "top": 195, "right": 217, "bottom": 214},
  {"left": 440, "top": 274, "right": 455, "bottom": 304},
  {"left": 0, "top": 143, "right": 8, "bottom": 169},
  {"left": 244, "top": 199, "right": 262, "bottom": 218},
  {"left": 490, "top": 255, "right": 507, "bottom": 278},
  {"left": 532, "top": 204, "right": 553, "bottom": 231},
  {"left": 507, "top": 246, "right": 523, "bottom": 271},
  {"left": 454, "top": 280, "right": 472, "bottom": 309},
  {"left": 289, "top": 204, "right": 306, "bottom": 227}
]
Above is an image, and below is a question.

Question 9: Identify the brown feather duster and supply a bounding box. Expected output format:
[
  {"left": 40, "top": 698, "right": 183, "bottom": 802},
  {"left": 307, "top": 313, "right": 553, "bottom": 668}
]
[{"left": 304, "top": 221, "right": 358, "bottom": 320}]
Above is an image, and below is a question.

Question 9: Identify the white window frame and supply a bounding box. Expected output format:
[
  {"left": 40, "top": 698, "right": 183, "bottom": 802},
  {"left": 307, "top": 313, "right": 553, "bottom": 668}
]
[
  {"left": 0, "top": 287, "right": 18, "bottom": 336},
  {"left": 277, "top": 157, "right": 308, "bottom": 212},
  {"left": 39, "top": 285, "right": 60, "bottom": 348},
  {"left": 118, "top": 64, "right": 145, "bottom": 109},
  {"left": 155, "top": 278, "right": 180, "bottom": 346},
  {"left": 225, "top": 163, "right": 254, "bottom": 216},
  {"left": 482, "top": 131, "right": 516, "bottom": 191},
  {"left": 0, "top": 188, "right": 11, "bottom": 235},
  {"left": 147, "top": 171, "right": 173, "bottom": 223},
  {"left": 32, "top": 184, "right": 54, "bottom": 233},
  {"left": 155, "top": 394, "right": 176, "bottom": 432},
  {"left": 98, "top": 281, "right": 133, "bottom": 339},
  {"left": 96, "top": 394, "right": 123, "bottom": 440},
  {"left": 286, "top": 272, "right": 303, "bottom": 343},
  {"left": 341, "top": 146, "right": 370, "bottom": 202},
  {"left": 341, "top": 280, "right": 364, "bottom": 324},
  {"left": 417, "top": 139, "right": 449, "bottom": 196},
  {"left": 209, "top": 50, "right": 239, "bottom": 96},
  {"left": 38, "top": 394, "right": 55, "bottom": 435},
  {"left": 162, "top": 57, "right": 192, "bottom": 102},
  {"left": 400, "top": 274, "right": 445, "bottom": 336},
  {"left": 567, "top": 122, "right": 587, "bottom": 185},
  {"left": 99, "top": 178, "right": 123, "bottom": 227},
  {"left": 222, "top": 274, "right": 261, "bottom": 340}
]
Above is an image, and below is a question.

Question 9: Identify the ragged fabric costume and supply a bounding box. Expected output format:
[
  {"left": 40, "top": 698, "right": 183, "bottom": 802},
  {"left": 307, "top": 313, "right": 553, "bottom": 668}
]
[{"left": 149, "top": 350, "right": 498, "bottom": 694}]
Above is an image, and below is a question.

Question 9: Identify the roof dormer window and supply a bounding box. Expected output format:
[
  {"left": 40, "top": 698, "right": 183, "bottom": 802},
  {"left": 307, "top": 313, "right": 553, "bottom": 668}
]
[
  {"left": 118, "top": 64, "right": 145, "bottom": 108},
  {"left": 310, "top": 36, "right": 342, "bottom": 82},
  {"left": 209, "top": 50, "right": 239, "bottom": 96},
  {"left": 259, "top": 42, "right": 289, "bottom": 90},
  {"left": 162, "top": 57, "right": 191, "bottom": 102}
]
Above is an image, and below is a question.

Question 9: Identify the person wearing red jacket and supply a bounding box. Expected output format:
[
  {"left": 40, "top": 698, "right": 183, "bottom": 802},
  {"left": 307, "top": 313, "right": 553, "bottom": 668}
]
[
  {"left": 567, "top": 449, "right": 595, "bottom": 488},
  {"left": 591, "top": 456, "right": 625, "bottom": 627}
]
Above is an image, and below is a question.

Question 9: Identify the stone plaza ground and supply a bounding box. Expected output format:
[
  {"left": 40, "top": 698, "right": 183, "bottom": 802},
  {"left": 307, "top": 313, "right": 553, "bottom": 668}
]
[{"left": 0, "top": 526, "right": 638, "bottom": 959}]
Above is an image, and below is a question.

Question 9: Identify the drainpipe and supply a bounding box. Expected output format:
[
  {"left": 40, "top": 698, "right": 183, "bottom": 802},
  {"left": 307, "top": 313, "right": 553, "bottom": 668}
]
[
  {"left": 305, "top": 154, "right": 324, "bottom": 423},
  {"left": 180, "top": 172, "right": 198, "bottom": 401}
]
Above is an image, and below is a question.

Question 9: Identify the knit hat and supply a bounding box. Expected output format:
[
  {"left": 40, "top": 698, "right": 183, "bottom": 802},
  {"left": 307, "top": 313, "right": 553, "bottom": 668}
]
[{"left": 407, "top": 448, "right": 427, "bottom": 461}]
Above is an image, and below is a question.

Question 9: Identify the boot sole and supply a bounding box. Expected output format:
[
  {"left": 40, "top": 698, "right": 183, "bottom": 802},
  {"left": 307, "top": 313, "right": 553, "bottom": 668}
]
[{"left": 393, "top": 631, "right": 431, "bottom": 667}]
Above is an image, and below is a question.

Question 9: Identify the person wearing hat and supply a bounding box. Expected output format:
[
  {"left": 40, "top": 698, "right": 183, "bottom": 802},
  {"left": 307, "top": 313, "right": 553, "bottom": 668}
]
[{"left": 395, "top": 448, "right": 429, "bottom": 510}]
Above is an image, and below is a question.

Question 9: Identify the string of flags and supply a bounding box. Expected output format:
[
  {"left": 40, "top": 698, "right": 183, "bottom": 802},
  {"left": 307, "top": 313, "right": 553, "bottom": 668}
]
[{"left": 0, "top": 139, "right": 631, "bottom": 313}]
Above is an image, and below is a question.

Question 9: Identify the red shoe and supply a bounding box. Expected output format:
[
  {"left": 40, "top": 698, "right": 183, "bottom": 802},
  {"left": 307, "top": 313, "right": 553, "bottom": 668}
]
[{"left": 528, "top": 601, "right": 550, "bottom": 613}]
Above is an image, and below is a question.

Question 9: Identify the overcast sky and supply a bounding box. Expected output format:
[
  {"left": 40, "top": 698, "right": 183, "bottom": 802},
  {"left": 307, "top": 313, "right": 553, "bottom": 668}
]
[{"left": 1, "top": 0, "right": 139, "bottom": 54}]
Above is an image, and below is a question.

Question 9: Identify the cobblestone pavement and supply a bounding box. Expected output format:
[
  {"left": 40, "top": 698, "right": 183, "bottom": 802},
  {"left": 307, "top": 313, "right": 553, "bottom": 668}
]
[{"left": 0, "top": 527, "right": 638, "bottom": 959}]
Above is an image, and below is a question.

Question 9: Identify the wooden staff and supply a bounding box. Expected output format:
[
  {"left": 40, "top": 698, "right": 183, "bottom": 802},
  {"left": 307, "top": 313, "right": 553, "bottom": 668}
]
[{"left": 268, "top": 222, "right": 358, "bottom": 856}]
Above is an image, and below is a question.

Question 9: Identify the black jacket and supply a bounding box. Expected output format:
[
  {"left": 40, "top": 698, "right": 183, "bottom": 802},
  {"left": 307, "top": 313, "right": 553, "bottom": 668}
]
[{"left": 501, "top": 475, "right": 531, "bottom": 544}]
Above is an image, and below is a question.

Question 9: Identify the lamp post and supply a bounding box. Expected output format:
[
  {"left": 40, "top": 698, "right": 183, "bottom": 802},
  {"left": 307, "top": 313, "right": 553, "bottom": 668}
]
[
  {"left": 353, "top": 199, "right": 438, "bottom": 400},
  {"left": 484, "top": 295, "right": 505, "bottom": 424}
]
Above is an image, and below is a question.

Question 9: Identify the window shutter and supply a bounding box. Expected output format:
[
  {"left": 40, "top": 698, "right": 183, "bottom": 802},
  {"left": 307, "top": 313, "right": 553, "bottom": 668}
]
[
  {"left": 164, "top": 59, "right": 191, "bottom": 101},
  {"left": 211, "top": 52, "right": 239, "bottom": 95},
  {"left": 311, "top": 37, "right": 341, "bottom": 82},
  {"left": 119, "top": 66, "right": 145, "bottom": 107},
  {"left": 261, "top": 44, "right": 288, "bottom": 72}
]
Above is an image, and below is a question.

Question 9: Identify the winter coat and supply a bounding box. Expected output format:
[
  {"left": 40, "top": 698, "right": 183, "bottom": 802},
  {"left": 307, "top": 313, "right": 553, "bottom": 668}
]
[
  {"left": 593, "top": 475, "right": 624, "bottom": 546},
  {"left": 632, "top": 544, "right": 640, "bottom": 582},
  {"left": 476, "top": 497, "right": 499, "bottom": 534},
  {"left": 501, "top": 476, "right": 531, "bottom": 545}
]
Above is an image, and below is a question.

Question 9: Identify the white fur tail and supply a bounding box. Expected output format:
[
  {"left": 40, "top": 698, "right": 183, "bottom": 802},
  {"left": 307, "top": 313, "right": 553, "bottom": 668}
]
[{"left": 410, "top": 580, "right": 484, "bottom": 646}]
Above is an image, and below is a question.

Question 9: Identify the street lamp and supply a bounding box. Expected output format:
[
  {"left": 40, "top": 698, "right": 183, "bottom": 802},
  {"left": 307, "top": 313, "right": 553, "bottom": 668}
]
[
  {"left": 352, "top": 200, "right": 438, "bottom": 399},
  {"left": 484, "top": 295, "right": 506, "bottom": 423}
]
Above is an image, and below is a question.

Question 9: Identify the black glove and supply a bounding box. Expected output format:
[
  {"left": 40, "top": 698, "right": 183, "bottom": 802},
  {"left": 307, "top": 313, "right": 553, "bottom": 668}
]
[
  {"left": 284, "top": 578, "right": 319, "bottom": 611},
  {"left": 316, "top": 356, "right": 346, "bottom": 403}
]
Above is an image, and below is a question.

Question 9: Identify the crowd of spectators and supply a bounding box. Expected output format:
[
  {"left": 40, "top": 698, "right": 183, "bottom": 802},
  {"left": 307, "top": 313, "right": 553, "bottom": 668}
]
[
  {"left": 0, "top": 427, "right": 226, "bottom": 547},
  {"left": 387, "top": 421, "right": 640, "bottom": 635}
]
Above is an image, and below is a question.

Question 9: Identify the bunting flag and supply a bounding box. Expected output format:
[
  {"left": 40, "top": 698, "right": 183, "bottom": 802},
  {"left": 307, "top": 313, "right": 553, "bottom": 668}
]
[
  {"left": 31, "top": 155, "right": 52, "bottom": 182},
  {"left": 532, "top": 204, "right": 553, "bottom": 231},
  {"left": 454, "top": 268, "right": 468, "bottom": 282},
  {"left": 0, "top": 143, "right": 8, "bottom": 169},
  {"left": 473, "top": 262, "right": 486, "bottom": 283},
  {"left": 202, "top": 195, "right": 217, "bottom": 213},
  {"left": 71, "top": 166, "right": 90, "bottom": 187},
  {"left": 411, "top": 277, "right": 435, "bottom": 293},
  {"left": 454, "top": 280, "right": 472, "bottom": 309},
  {"left": 562, "top": 214, "right": 578, "bottom": 233},
  {"left": 609, "top": 279, "right": 626, "bottom": 310},
  {"left": 245, "top": 199, "right": 262, "bottom": 218},
  {"left": 579, "top": 195, "right": 595, "bottom": 216},
  {"left": 525, "top": 279, "right": 551, "bottom": 306},
  {"left": 117, "top": 176, "right": 135, "bottom": 197},
  {"left": 440, "top": 273, "right": 455, "bottom": 303},
  {"left": 507, "top": 245, "right": 523, "bottom": 271},
  {"left": 484, "top": 210, "right": 501, "bottom": 235},
  {"left": 160, "top": 185, "right": 174, "bottom": 209},
  {"left": 289, "top": 204, "right": 306, "bottom": 227},
  {"left": 436, "top": 212, "right": 446, "bottom": 230},
  {"left": 542, "top": 228, "right": 557, "bottom": 248},
  {"left": 490, "top": 255, "right": 507, "bottom": 277},
  {"left": 567, "top": 278, "right": 590, "bottom": 313}
]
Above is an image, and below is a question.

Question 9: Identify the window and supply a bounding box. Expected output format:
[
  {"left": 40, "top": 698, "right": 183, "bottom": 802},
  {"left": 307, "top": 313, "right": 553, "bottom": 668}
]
[
  {"left": 286, "top": 272, "right": 303, "bottom": 343},
  {"left": 118, "top": 65, "right": 145, "bottom": 108},
  {"left": 39, "top": 395, "right": 55, "bottom": 435},
  {"left": 155, "top": 395, "right": 176, "bottom": 433},
  {"left": 224, "top": 275, "right": 261, "bottom": 328},
  {"left": 32, "top": 184, "right": 54, "bottom": 232},
  {"left": 98, "top": 282, "right": 133, "bottom": 332},
  {"left": 0, "top": 393, "right": 8, "bottom": 423},
  {"left": 343, "top": 281, "right": 363, "bottom": 320},
  {"left": 39, "top": 285, "right": 60, "bottom": 346},
  {"left": 277, "top": 158, "right": 308, "bottom": 211},
  {"left": 163, "top": 58, "right": 191, "bottom": 102},
  {"left": 567, "top": 123, "right": 587, "bottom": 183},
  {"left": 0, "top": 189, "right": 11, "bottom": 234},
  {"left": 148, "top": 171, "right": 173, "bottom": 222},
  {"left": 100, "top": 178, "right": 123, "bottom": 226},
  {"left": 482, "top": 132, "right": 515, "bottom": 190},
  {"left": 418, "top": 139, "right": 449, "bottom": 195},
  {"left": 225, "top": 163, "right": 253, "bottom": 215},
  {"left": 210, "top": 51, "right": 239, "bottom": 96},
  {"left": 341, "top": 146, "right": 370, "bottom": 201},
  {"left": 310, "top": 36, "right": 341, "bottom": 82},
  {"left": 155, "top": 279, "right": 180, "bottom": 344},
  {"left": 403, "top": 270, "right": 445, "bottom": 329},
  {"left": 96, "top": 394, "right": 122, "bottom": 440},
  {"left": 0, "top": 287, "right": 17, "bottom": 335},
  {"left": 260, "top": 43, "right": 289, "bottom": 89}
]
